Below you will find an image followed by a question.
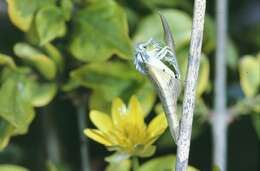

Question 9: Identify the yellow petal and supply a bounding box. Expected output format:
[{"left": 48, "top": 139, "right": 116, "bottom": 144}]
[
  {"left": 147, "top": 113, "right": 168, "bottom": 139},
  {"left": 111, "top": 97, "right": 127, "bottom": 125},
  {"left": 90, "top": 110, "right": 113, "bottom": 133},
  {"left": 128, "top": 96, "right": 145, "bottom": 126},
  {"left": 84, "top": 129, "right": 112, "bottom": 146},
  {"left": 146, "top": 136, "right": 160, "bottom": 145}
]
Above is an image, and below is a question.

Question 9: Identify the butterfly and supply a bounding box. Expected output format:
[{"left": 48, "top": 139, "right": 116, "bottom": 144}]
[{"left": 134, "top": 13, "right": 182, "bottom": 142}]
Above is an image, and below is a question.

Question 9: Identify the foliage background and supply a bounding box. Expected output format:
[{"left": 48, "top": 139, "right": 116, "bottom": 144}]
[{"left": 0, "top": 0, "right": 259, "bottom": 171}]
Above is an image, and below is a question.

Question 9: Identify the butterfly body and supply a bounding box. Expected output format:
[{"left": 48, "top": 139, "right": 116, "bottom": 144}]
[{"left": 134, "top": 38, "right": 181, "bottom": 141}]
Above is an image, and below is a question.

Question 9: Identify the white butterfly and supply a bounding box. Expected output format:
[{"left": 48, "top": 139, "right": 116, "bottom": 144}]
[{"left": 134, "top": 14, "right": 182, "bottom": 142}]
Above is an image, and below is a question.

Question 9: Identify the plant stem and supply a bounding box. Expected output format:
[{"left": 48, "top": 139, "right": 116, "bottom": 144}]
[
  {"left": 132, "top": 157, "right": 139, "bottom": 171},
  {"left": 77, "top": 102, "right": 91, "bottom": 171},
  {"left": 213, "top": 0, "right": 228, "bottom": 169},
  {"left": 229, "top": 95, "right": 260, "bottom": 117},
  {"left": 175, "top": 0, "right": 206, "bottom": 171},
  {"left": 41, "top": 107, "right": 61, "bottom": 163}
]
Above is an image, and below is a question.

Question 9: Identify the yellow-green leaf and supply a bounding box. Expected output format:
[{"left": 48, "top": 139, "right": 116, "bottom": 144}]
[
  {"left": 46, "top": 161, "right": 70, "bottom": 171},
  {"left": 105, "top": 159, "right": 131, "bottom": 171},
  {"left": 0, "top": 165, "right": 29, "bottom": 171},
  {"left": 31, "top": 83, "right": 57, "bottom": 107},
  {"left": 43, "top": 43, "right": 64, "bottom": 73},
  {"left": 141, "top": 0, "right": 181, "bottom": 9},
  {"left": 226, "top": 39, "right": 238, "bottom": 69},
  {"left": 14, "top": 42, "right": 57, "bottom": 80},
  {"left": 213, "top": 165, "right": 221, "bottom": 171},
  {"left": 89, "top": 91, "right": 111, "bottom": 113},
  {"left": 138, "top": 155, "right": 199, "bottom": 171},
  {"left": 36, "top": 6, "right": 66, "bottom": 45},
  {"left": 0, "top": 54, "right": 16, "bottom": 69},
  {"left": 0, "top": 68, "right": 35, "bottom": 134},
  {"left": 135, "top": 145, "right": 156, "bottom": 157},
  {"left": 252, "top": 113, "right": 260, "bottom": 139},
  {"left": 0, "top": 119, "right": 15, "bottom": 151},
  {"left": 135, "top": 80, "right": 156, "bottom": 116},
  {"left": 7, "top": 0, "right": 55, "bottom": 31},
  {"left": 239, "top": 54, "right": 260, "bottom": 97},
  {"left": 203, "top": 15, "right": 216, "bottom": 53},
  {"left": 60, "top": 0, "right": 73, "bottom": 21},
  {"left": 133, "top": 9, "right": 192, "bottom": 51},
  {"left": 7, "top": 0, "right": 36, "bottom": 31},
  {"left": 178, "top": 48, "right": 210, "bottom": 97},
  {"left": 197, "top": 54, "right": 210, "bottom": 97},
  {"left": 69, "top": 0, "right": 132, "bottom": 62},
  {"left": 70, "top": 61, "right": 141, "bottom": 99},
  {"left": 105, "top": 152, "right": 130, "bottom": 163},
  {"left": 69, "top": 61, "right": 155, "bottom": 114}
]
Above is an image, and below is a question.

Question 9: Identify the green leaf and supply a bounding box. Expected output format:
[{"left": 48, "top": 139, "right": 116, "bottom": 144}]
[
  {"left": 43, "top": 43, "right": 64, "bottom": 73},
  {"left": 0, "top": 165, "right": 29, "bottom": 171},
  {"left": 252, "top": 113, "right": 260, "bottom": 139},
  {"left": 69, "top": 61, "right": 156, "bottom": 114},
  {"left": 47, "top": 161, "right": 71, "bottom": 171},
  {"left": 89, "top": 83, "right": 155, "bottom": 115},
  {"left": 134, "top": 80, "right": 156, "bottom": 116},
  {"left": 105, "top": 152, "right": 130, "bottom": 163},
  {"left": 156, "top": 130, "right": 176, "bottom": 149},
  {"left": 7, "top": 0, "right": 37, "bottom": 31},
  {"left": 60, "top": 0, "right": 73, "bottom": 21},
  {"left": 141, "top": 0, "right": 181, "bottom": 9},
  {"left": 7, "top": 0, "right": 55, "bottom": 31},
  {"left": 70, "top": 61, "right": 141, "bottom": 99},
  {"left": 203, "top": 16, "right": 216, "bottom": 54},
  {"left": 212, "top": 165, "right": 221, "bottom": 171},
  {"left": 31, "top": 83, "right": 57, "bottom": 107},
  {"left": 0, "top": 68, "right": 35, "bottom": 134},
  {"left": 133, "top": 9, "right": 192, "bottom": 51},
  {"left": 226, "top": 39, "right": 239, "bottom": 69},
  {"left": 135, "top": 145, "right": 156, "bottom": 157},
  {"left": 105, "top": 159, "right": 131, "bottom": 171},
  {"left": 89, "top": 91, "right": 112, "bottom": 113},
  {"left": 14, "top": 42, "right": 57, "bottom": 80},
  {"left": 36, "top": 6, "right": 66, "bottom": 45},
  {"left": 47, "top": 161, "right": 59, "bottom": 171},
  {"left": 178, "top": 48, "right": 210, "bottom": 97},
  {"left": 0, "top": 66, "right": 55, "bottom": 150},
  {"left": 69, "top": 0, "right": 132, "bottom": 62},
  {"left": 239, "top": 54, "right": 260, "bottom": 97},
  {"left": 196, "top": 54, "right": 210, "bottom": 97},
  {"left": 138, "top": 155, "right": 199, "bottom": 171},
  {"left": 62, "top": 78, "right": 81, "bottom": 92},
  {"left": 0, "top": 119, "right": 15, "bottom": 150},
  {"left": 0, "top": 54, "right": 16, "bottom": 69}
]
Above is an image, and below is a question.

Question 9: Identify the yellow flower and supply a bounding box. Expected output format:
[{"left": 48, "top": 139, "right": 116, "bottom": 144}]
[{"left": 84, "top": 95, "right": 167, "bottom": 159}]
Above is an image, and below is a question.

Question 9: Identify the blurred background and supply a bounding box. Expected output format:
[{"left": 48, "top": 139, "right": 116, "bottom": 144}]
[{"left": 0, "top": 0, "right": 259, "bottom": 171}]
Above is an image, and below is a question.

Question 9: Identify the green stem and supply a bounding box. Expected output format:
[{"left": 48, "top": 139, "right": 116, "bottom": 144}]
[
  {"left": 132, "top": 157, "right": 139, "bottom": 171},
  {"left": 77, "top": 103, "right": 91, "bottom": 171},
  {"left": 74, "top": 94, "right": 91, "bottom": 171}
]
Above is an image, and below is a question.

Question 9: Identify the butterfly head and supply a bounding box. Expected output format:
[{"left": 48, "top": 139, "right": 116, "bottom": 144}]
[{"left": 134, "top": 39, "right": 163, "bottom": 74}]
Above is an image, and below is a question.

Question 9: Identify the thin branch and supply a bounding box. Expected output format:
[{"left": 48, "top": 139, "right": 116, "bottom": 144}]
[
  {"left": 175, "top": 0, "right": 206, "bottom": 170},
  {"left": 228, "top": 95, "right": 260, "bottom": 118},
  {"left": 212, "top": 0, "right": 228, "bottom": 169}
]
